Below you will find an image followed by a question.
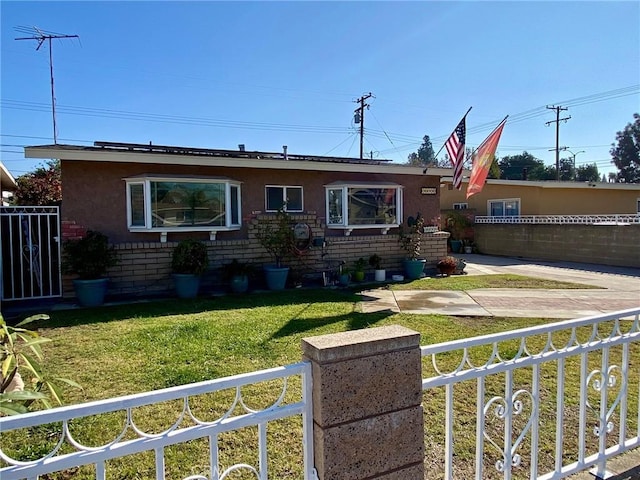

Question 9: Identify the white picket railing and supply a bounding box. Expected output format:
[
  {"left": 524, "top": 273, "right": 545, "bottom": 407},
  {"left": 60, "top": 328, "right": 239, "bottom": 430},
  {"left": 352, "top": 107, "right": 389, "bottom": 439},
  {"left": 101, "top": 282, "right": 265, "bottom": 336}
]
[
  {"left": 0, "top": 362, "right": 316, "bottom": 480},
  {"left": 422, "top": 307, "right": 640, "bottom": 480},
  {"left": 475, "top": 214, "right": 640, "bottom": 225}
]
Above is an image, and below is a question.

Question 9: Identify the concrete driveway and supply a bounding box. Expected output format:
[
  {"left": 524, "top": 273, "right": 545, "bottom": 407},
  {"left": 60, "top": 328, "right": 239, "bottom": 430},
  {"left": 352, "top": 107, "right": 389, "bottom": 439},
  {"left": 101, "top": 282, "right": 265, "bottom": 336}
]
[{"left": 360, "top": 254, "right": 640, "bottom": 318}]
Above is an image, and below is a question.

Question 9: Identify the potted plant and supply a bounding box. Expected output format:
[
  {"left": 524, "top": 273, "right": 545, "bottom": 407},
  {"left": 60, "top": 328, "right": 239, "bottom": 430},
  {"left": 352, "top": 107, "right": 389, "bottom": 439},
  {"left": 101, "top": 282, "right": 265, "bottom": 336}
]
[
  {"left": 223, "top": 259, "right": 253, "bottom": 294},
  {"left": 353, "top": 257, "right": 367, "bottom": 282},
  {"left": 463, "top": 239, "right": 474, "bottom": 254},
  {"left": 398, "top": 213, "right": 427, "bottom": 280},
  {"left": 436, "top": 256, "right": 458, "bottom": 276},
  {"left": 339, "top": 264, "right": 351, "bottom": 286},
  {"left": 62, "top": 230, "right": 119, "bottom": 307},
  {"left": 369, "top": 254, "right": 386, "bottom": 282},
  {"left": 171, "top": 239, "right": 210, "bottom": 298},
  {"left": 255, "top": 207, "right": 295, "bottom": 290},
  {"left": 444, "top": 211, "right": 471, "bottom": 254}
]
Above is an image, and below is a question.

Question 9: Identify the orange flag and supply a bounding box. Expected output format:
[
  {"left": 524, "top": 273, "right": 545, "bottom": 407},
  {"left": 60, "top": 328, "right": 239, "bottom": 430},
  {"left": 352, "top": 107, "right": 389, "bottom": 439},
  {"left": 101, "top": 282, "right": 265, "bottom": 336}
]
[{"left": 466, "top": 116, "right": 508, "bottom": 199}]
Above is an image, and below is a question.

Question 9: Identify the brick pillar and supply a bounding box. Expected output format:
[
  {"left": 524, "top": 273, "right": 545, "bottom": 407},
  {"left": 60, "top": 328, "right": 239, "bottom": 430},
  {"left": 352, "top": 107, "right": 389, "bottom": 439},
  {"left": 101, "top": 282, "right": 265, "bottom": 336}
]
[{"left": 301, "top": 325, "right": 424, "bottom": 479}]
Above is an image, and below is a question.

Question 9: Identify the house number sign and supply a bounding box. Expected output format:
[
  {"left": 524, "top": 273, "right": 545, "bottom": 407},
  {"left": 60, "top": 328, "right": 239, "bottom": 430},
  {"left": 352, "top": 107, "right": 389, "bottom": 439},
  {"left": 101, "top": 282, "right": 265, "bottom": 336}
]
[{"left": 421, "top": 187, "right": 437, "bottom": 195}]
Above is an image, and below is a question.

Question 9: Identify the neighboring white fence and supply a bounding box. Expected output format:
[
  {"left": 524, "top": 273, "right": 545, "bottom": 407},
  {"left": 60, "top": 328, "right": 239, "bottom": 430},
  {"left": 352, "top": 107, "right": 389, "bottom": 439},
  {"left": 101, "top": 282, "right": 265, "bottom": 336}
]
[
  {"left": 0, "top": 362, "right": 316, "bottom": 480},
  {"left": 475, "top": 214, "right": 640, "bottom": 225},
  {"left": 422, "top": 307, "right": 640, "bottom": 480}
]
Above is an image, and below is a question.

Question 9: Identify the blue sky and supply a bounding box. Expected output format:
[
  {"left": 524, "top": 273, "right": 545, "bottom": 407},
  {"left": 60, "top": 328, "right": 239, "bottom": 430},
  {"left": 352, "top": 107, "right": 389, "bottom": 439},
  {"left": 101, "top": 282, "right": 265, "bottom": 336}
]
[{"left": 1, "top": 1, "right": 639, "bottom": 179}]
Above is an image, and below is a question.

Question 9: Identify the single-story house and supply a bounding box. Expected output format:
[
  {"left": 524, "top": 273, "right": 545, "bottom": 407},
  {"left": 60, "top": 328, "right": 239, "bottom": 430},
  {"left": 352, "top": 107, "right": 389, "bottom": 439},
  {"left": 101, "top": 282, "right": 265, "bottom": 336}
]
[
  {"left": 24, "top": 141, "right": 452, "bottom": 297},
  {"left": 1, "top": 161, "right": 16, "bottom": 206},
  {"left": 440, "top": 178, "right": 640, "bottom": 216}
]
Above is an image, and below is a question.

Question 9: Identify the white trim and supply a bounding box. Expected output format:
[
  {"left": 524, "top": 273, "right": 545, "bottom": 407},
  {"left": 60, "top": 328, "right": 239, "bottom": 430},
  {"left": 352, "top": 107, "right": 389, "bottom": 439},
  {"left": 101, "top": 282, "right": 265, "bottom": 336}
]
[
  {"left": 265, "top": 185, "right": 304, "bottom": 212},
  {"left": 636, "top": 198, "right": 640, "bottom": 214},
  {"left": 487, "top": 197, "right": 521, "bottom": 217}
]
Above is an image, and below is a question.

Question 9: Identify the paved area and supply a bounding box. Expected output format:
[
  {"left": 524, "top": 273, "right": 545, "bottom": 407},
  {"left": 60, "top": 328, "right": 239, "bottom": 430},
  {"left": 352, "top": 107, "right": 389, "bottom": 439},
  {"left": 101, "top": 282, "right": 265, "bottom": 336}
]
[
  {"left": 360, "top": 254, "right": 640, "bottom": 319},
  {"left": 361, "top": 254, "right": 640, "bottom": 479}
]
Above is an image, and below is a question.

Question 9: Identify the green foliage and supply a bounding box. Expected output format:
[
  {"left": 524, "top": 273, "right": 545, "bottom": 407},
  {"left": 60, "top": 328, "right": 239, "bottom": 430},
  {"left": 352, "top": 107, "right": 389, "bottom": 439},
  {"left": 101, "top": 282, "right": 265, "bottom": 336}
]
[
  {"left": 406, "top": 135, "right": 436, "bottom": 166},
  {"left": 13, "top": 160, "right": 61, "bottom": 206},
  {"left": 576, "top": 163, "right": 600, "bottom": 182},
  {"left": 62, "top": 230, "right": 119, "bottom": 280},
  {"left": 171, "top": 239, "right": 210, "bottom": 275},
  {"left": 610, "top": 113, "right": 640, "bottom": 183},
  {"left": 498, "top": 152, "right": 547, "bottom": 180},
  {"left": 255, "top": 207, "right": 295, "bottom": 268},
  {"left": 1, "top": 314, "right": 81, "bottom": 416},
  {"left": 223, "top": 259, "right": 253, "bottom": 280},
  {"left": 353, "top": 257, "right": 367, "bottom": 272},
  {"left": 369, "top": 254, "right": 382, "bottom": 270},
  {"left": 398, "top": 213, "right": 425, "bottom": 260},
  {"left": 443, "top": 211, "right": 471, "bottom": 241}
]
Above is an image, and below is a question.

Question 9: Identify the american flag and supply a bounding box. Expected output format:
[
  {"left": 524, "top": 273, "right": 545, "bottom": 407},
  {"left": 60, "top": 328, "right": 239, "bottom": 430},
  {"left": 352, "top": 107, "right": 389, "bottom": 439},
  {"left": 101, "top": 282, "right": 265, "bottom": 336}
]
[{"left": 445, "top": 118, "right": 466, "bottom": 189}]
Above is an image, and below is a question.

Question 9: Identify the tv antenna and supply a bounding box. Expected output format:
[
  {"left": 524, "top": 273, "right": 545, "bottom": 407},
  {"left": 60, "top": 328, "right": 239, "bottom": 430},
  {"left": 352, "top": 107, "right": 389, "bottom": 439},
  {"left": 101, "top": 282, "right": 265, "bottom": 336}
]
[{"left": 15, "top": 26, "right": 79, "bottom": 144}]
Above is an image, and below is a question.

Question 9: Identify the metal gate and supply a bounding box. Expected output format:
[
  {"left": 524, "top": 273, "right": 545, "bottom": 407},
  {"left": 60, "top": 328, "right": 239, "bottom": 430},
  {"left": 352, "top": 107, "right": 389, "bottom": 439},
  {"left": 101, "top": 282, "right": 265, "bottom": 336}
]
[{"left": 0, "top": 206, "right": 62, "bottom": 301}]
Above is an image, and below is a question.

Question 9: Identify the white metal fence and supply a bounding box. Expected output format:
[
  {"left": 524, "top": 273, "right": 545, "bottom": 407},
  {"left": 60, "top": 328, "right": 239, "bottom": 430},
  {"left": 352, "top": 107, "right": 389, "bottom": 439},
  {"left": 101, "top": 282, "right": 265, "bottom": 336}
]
[
  {"left": 422, "top": 307, "right": 640, "bottom": 480},
  {"left": 0, "top": 362, "right": 316, "bottom": 480},
  {"left": 475, "top": 214, "right": 640, "bottom": 225}
]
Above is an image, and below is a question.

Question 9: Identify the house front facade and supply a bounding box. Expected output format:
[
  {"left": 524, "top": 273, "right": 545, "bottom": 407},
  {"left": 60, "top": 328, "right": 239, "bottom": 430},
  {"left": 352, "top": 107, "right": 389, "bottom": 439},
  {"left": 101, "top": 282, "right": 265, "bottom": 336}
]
[
  {"left": 440, "top": 178, "right": 640, "bottom": 216},
  {"left": 25, "top": 142, "right": 451, "bottom": 298}
]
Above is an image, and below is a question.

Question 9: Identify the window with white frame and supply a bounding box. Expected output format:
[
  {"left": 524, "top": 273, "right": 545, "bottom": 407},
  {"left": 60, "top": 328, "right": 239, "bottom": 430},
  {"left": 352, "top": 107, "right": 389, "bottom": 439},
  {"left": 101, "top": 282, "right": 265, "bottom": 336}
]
[
  {"left": 265, "top": 185, "right": 303, "bottom": 212},
  {"left": 453, "top": 203, "right": 468, "bottom": 210},
  {"left": 325, "top": 182, "right": 402, "bottom": 231},
  {"left": 488, "top": 198, "right": 520, "bottom": 217},
  {"left": 125, "top": 176, "right": 242, "bottom": 232}
]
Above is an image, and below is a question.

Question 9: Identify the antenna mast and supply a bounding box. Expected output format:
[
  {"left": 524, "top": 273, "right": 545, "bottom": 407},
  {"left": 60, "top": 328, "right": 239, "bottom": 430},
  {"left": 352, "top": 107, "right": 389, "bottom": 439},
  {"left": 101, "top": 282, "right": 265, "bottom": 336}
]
[{"left": 15, "top": 27, "right": 79, "bottom": 144}]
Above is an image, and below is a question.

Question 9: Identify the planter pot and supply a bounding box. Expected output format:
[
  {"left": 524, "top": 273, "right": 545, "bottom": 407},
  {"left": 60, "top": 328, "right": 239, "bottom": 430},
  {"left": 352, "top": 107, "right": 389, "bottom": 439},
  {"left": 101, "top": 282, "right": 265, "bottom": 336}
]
[
  {"left": 73, "top": 278, "right": 109, "bottom": 307},
  {"left": 437, "top": 264, "right": 456, "bottom": 276},
  {"left": 450, "top": 239, "right": 463, "bottom": 253},
  {"left": 339, "top": 273, "right": 351, "bottom": 286},
  {"left": 173, "top": 273, "right": 201, "bottom": 299},
  {"left": 230, "top": 274, "right": 249, "bottom": 294},
  {"left": 264, "top": 265, "right": 289, "bottom": 290},
  {"left": 464, "top": 246, "right": 473, "bottom": 254},
  {"left": 403, "top": 259, "right": 427, "bottom": 280},
  {"left": 353, "top": 271, "right": 365, "bottom": 282},
  {"left": 374, "top": 269, "right": 386, "bottom": 282}
]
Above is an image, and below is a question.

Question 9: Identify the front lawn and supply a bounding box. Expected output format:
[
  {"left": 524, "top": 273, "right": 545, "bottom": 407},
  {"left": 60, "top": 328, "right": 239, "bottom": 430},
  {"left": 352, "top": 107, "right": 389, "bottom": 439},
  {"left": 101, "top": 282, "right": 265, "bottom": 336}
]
[{"left": 2, "top": 277, "right": 634, "bottom": 479}]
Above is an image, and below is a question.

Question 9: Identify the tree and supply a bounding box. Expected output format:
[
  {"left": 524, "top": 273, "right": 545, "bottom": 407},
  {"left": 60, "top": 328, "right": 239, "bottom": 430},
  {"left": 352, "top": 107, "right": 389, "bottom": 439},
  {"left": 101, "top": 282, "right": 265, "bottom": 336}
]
[
  {"left": 407, "top": 135, "right": 436, "bottom": 166},
  {"left": 497, "top": 152, "right": 546, "bottom": 180},
  {"left": 13, "top": 160, "right": 62, "bottom": 206},
  {"left": 610, "top": 113, "right": 640, "bottom": 183},
  {"left": 576, "top": 164, "right": 600, "bottom": 182}
]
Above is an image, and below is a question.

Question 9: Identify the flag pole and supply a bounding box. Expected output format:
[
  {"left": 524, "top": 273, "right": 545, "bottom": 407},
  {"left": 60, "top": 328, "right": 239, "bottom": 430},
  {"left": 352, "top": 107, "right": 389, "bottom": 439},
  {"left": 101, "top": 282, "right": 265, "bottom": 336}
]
[
  {"left": 474, "top": 115, "right": 509, "bottom": 152},
  {"left": 433, "top": 106, "right": 473, "bottom": 159}
]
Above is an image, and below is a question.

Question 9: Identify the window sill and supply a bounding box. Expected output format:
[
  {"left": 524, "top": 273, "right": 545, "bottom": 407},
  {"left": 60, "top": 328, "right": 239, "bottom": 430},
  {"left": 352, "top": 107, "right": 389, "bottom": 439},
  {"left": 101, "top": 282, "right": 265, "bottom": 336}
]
[
  {"left": 327, "top": 224, "right": 398, "bottom": 236},
  {"left": 128, "top": 226, "right": 241, "bottom": 242}
]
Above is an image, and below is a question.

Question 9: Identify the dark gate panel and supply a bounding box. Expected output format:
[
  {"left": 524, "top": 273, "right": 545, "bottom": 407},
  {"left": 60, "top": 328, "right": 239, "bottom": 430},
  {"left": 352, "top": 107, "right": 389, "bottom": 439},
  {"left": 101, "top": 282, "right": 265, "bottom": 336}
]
[{"left": 1, "top": 206, "right": 61, "bottom": 301}]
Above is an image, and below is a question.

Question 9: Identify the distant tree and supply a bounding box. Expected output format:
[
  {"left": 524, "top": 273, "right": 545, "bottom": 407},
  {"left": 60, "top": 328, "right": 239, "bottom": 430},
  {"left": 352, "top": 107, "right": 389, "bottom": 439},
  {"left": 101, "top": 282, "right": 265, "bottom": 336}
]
[
  {"left": 498, "top": 152, "right": 546, "bottom": 180},
  {"left": 601, "top": 174, "right": 607, "bottom": 183},
  {"left": 608, "top": 172, "right": 617, "bottom": 183},
  {"left": 13, "top": 160, "right": 61, "bottom": 206},
  {"left": 487, "top": 157, "right": 501, "bottom": 179},
  {"left": 558, "top": 157, "right": 575, "bottom": 181},
  {"left": 576, "top": 164, "right": 600, "bottom": 182},
  {"left": 407, "top": 135, "right": 436, "bottom": 166},
  {"left": 610, "top": 113, "right": 640, "bottom": 183}
]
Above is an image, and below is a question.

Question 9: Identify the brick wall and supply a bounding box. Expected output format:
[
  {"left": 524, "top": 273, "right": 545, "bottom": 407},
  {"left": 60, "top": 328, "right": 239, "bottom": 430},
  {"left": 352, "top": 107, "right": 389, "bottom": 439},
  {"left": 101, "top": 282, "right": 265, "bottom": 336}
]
[
  {"left": 62, "top": 213, "right": 450, "bottom": 299},
  {"left": 475, "top": 224, "right": 640, "bottom": 268}
]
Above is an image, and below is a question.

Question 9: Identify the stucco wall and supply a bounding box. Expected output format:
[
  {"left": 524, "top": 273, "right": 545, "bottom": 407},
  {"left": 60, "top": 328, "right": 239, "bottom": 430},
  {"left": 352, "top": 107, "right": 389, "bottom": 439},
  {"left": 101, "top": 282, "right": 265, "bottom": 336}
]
[
  {"left": 61, "top": 160, "right": 442, "bottom": 243},
  {"left": 441, "top": 182, "right": 640, "bottom": 215},
  {"left": 474, "top": 224, "right": 640, "bottom": 267}
]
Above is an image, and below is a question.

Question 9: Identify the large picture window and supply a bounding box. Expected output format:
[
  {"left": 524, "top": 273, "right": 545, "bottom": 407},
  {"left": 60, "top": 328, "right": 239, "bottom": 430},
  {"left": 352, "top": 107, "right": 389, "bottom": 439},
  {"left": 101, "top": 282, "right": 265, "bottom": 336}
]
[
  {"left": 125, "top": 175, "right": 242, "bottom": 236},
  {"left": 326, "top": 182, "right": 402, "bottom": 234},
  {"left": 488, "top": 198, "right": 520, "bottom": 216}
]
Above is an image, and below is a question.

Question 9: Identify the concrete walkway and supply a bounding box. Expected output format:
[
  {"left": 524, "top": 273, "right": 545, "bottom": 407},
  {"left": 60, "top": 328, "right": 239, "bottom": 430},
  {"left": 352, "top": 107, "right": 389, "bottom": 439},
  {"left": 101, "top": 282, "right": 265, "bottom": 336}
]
[{"left": 360, "top": 254, "right": 640, "bottom": 319}]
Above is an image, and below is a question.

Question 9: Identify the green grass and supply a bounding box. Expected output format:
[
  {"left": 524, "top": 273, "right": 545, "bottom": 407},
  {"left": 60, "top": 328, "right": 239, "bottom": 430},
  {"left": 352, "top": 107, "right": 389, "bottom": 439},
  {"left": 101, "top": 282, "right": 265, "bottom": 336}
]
[
  {"left": 390, "top": 273, "right": 603, "bottom": 290},
  {"left": 1, "top": 280, "right": 635, "bottom": 480}
]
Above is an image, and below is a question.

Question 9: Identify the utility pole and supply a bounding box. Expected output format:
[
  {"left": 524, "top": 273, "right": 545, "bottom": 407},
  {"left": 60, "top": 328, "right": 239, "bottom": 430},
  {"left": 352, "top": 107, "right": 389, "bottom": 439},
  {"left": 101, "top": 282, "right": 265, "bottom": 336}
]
[
  {"left": 16, "top": 27, "right": 79, "bottom": 144},
  {"left": 353, "top": 93, "right": 373, "bottom": 160},
  {"left": 545, "top": 105, "right": 571, "bottom": 181}
]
